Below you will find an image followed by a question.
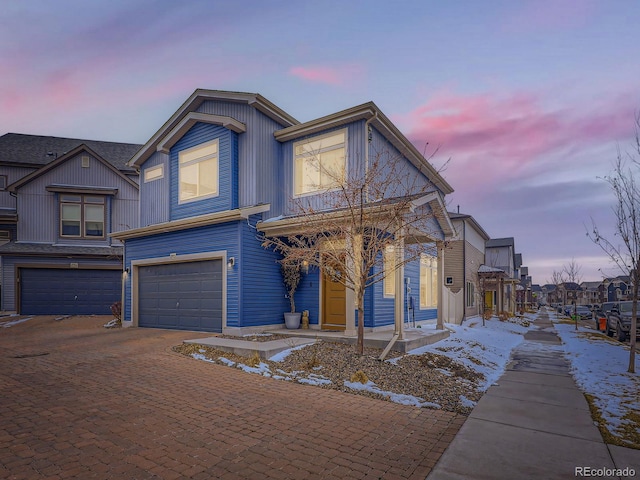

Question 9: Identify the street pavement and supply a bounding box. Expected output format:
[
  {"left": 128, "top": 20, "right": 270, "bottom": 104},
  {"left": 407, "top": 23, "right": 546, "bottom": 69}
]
[
  {"left": 0, "top": 315, "right": 464, "bottom": 479},
  {"left": 427, "top": 311, "right": 640, "bottom": 480}
]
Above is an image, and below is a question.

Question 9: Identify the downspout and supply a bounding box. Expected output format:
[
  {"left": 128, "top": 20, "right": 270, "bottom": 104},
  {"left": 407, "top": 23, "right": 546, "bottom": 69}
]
[
  {"left": 121, "top": 239, "right": 126, "bottom": 325},
  {"left": 462, "top": 219, "right": 467, "bottom": 323}
]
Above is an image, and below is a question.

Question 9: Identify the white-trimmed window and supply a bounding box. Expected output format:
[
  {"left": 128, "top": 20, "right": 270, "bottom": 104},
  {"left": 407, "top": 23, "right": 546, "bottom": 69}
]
[
  {"left": 383, "top": 245, "right": 395, "bottom": 297},
  {"left": 60, "top": 195, "right": 105, "bottom": 238},
  {"left": 420, "top": 254, "right": 438, "bottom": 308},
  {"left": 466, "top": 281, "right": 475, "bottom": 307},
  {"left": 294, "top": 130, "right": 346, "bottom": 195},
  {"left": 144, "top": 165, "right": 164, "bottom": 183},
  {"left": 0, "top": 175, "right": 7, "bottom": 190},
  {"left": 179, "top": 139, "right": 219, "bottom": 202}
]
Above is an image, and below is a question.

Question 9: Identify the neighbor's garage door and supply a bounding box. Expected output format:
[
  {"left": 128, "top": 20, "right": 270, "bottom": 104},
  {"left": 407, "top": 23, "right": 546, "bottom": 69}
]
[
  {"left": 137, "top": 260, "right": 223, "bottom": 332},
  {"left": 20, "top": 268, "right": 121, "bottom": 315}
]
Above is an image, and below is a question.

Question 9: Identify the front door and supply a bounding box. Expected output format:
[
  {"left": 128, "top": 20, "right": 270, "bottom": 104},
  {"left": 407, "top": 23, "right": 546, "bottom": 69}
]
[{"left": 322, "top": 268, "right": 346, "bottom": 330}]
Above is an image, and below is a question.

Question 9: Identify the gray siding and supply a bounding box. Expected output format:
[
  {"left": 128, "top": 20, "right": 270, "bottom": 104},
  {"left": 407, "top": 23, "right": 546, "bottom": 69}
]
[
  {"left": 15, "top": 152, "right": 139, "bottom": 244},
  {"left": 0, "top": 166, "right": 35, "bottom": 209},
  {"left": 465, "top": 241, "right": 485, "bottom": 317}
]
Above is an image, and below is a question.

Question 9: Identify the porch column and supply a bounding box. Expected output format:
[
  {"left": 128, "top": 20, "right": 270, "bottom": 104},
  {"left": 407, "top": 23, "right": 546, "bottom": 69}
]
[
  {"left": 345, "top": 288, "right": 357, "bottom": 337},
  {"left": 394, "top": 231, "right": 405, "bottom": 340},
  {"left": 437, "top": 241, "right": 445, "bottom": 330}
]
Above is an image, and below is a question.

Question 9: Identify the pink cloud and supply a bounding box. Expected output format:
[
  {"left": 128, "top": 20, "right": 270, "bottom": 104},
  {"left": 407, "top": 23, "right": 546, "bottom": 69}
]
[
  {"left": 289, "top": 64, "right": 362, "bottom": 86},
  {"left": 393, "top": 89, "right": 637, "bottom": 199}
]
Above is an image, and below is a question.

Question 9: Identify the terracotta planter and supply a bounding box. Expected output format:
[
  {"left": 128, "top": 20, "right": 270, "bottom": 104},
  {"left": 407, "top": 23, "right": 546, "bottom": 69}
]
[{"left": 284, "top": 312, "right": 301, "bottom": 329}]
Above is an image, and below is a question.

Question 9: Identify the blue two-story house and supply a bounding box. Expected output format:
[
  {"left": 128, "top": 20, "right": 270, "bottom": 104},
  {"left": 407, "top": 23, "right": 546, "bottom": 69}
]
[
  {"left": 0, "top": 133, "right": 141, "bottom": 315},
  {"left": 112, "top": 89, "right": 454, "bottom": 335}
]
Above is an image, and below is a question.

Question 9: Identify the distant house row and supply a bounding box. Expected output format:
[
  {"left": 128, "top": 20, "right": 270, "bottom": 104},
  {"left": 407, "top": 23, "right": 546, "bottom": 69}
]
[
  {"left": 540, "top": 277, "right": 632, "bottom": 306},
  {"left": 0, "top": 89, "right": 532, "bottom": 333}
]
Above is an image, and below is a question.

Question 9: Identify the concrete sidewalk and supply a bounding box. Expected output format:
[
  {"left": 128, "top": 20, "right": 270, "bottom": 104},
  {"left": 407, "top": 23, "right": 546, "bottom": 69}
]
[{"left": 427, "top": 312, "right": 640, "bottom": 480}]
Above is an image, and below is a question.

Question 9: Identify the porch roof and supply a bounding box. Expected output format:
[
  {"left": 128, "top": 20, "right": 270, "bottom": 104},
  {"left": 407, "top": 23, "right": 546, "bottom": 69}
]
[{"left": 257, "top": 192, "right": 453, "bottom": 242}]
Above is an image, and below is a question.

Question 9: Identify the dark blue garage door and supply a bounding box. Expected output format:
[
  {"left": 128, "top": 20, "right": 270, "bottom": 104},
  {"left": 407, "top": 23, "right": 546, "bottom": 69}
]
[
  {"left": 138, "top": 260, "right": 223, "bottom": 333},
  {"left": 20, "top": 268, "right": 121, "bottom": 315}
]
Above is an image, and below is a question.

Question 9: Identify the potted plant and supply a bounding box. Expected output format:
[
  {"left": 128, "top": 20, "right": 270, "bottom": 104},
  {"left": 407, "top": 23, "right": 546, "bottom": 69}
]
[{"left": 281, "top": 262, "right": 302, "bottom": 329}]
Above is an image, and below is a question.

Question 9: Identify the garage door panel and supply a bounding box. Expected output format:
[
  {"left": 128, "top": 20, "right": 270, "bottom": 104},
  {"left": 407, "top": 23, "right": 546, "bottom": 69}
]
[
  {"left": 20, "top": 268, "right": 121, "bottom": 315},
  {"left": 137, "top": 259, "right": 223, "bottom": 333}
]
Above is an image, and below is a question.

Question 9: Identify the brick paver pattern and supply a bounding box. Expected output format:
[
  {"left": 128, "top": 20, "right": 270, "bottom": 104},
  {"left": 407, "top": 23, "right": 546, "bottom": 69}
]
[{"left": 0, "top": 316, "right": 464, "bottom": 479}]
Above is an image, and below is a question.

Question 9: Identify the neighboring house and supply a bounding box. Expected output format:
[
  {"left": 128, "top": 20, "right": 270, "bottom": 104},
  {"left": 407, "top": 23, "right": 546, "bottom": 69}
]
[
  {"left": 519, "top": 266, "right": 532, "bottom": 309},
  {"left": 444, "top": 211, "right": 490, "bottom": 324},
  {"left": 0, "top": 133, "right": 141, "bottom": 314},
  {"left": 579, "top": 281, "right": 602, "bottom": 305},
  {"left": 557, "top": 282, "right": 581, "bottom": 304},
  {"left": 112, "top": 89, "right": 455, "bottom": 335},
  {"left": 484, "top": 237, "right": 519, "bottom": 314},
  {"left": 604, "top": 276, "right": 630, "bottom": 302}
]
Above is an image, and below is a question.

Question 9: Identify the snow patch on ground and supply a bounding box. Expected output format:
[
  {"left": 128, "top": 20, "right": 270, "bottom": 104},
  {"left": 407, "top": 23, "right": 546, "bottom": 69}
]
[
  {"left": 408, "top": 316, "right": 531, "bottom": 391},
  {"left": 0, "top": 316, "right": 33, "bottom": 328},
  {"left": 344, "top": 380, "right": 441, "bottom": 409},
  {"left": 555, "top": 322, "right": 640, "bottom": 441}
]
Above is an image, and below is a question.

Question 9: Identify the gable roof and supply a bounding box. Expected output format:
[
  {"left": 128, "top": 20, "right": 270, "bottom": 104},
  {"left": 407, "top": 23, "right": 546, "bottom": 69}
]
[
  {"left": 8, "top": 144, "right": 139, "bottom": 192},
  {"left": 0, "top": 133, "right": 141, "bottom": 172},
  {"left": 128, "top": 89, "right": 299, "bottom": 168},
  {"left": 275, "top": 101, "right": 454, "bottom": 195},
  {"left": 447, "top": 212, "right": 491, "bottom": 240}
]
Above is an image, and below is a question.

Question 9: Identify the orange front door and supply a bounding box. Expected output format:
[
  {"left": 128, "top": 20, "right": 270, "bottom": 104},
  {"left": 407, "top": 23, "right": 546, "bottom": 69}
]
[{"left": 322, "top": 269, "right": 346, "bottom": 330}]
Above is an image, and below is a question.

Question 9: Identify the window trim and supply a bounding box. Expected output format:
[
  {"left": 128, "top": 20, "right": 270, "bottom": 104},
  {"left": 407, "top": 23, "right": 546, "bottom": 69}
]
[
  {"left": 293, "top": 128, "right": 347, "bottom": 197},
  {"left": 59, "top": 194, "right": 106, "bottom": 239},
  {"left": 178, "top": 139, "right": 220, "bottom": 204},
  {"left": 383, "top": 245, "right": 395, "bottom": 298},
  {"left": 0, "top": 175, "right": 7, "bottom": 190},
  {"left": 466, "top": 281, "right": 475, "bottom": 307},
  {"left": 420, "top": 253, "right": 438, "bottom": 309},
  {"left": 144, "top": 164, "right": 164, "bottom": 183}
]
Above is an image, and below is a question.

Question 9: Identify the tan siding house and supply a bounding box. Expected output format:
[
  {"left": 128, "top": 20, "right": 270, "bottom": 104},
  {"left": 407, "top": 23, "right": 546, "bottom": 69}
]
[{"left": 443, "top": 212, "right": 490, "bottom": 324}]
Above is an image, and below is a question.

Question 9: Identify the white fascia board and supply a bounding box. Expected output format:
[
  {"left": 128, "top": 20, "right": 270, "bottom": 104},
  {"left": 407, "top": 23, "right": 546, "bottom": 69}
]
[
  {"left": 111, "top": 204, "right": 270, "bottom": 241},
  {"left": 157, "top": 113, "right": 246, "bottom": 154}
]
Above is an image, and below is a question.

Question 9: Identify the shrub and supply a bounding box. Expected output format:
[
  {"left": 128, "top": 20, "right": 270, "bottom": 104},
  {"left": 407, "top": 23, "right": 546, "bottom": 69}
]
[{"left": 350, "top": 370, "right": 369, "bottom": 384}]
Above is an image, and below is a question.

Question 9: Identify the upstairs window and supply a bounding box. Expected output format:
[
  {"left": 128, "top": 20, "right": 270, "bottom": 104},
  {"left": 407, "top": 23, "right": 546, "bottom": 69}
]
[
  {"left": 294, "top": 130, "right": 346, "bottom": 196},
  {"left": 60, "top": 195, "right": 105, "bottom": 238},
  {"left": 179, "top": 140, "right": 219, "bottom": 203}
]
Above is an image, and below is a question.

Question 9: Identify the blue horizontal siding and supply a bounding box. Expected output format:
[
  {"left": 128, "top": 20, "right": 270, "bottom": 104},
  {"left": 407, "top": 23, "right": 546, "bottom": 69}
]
[
  {"left": 124, "top": 221, "right": 241, "bottom": 326},
  {"left": 239, "top": 215, "right": 289, "bottom": 327},
  {"left": 295, "top": 267, "right": 320, "bottom": 326},
  {"left": 170, "top": 123, "right": 238, "bottom": 221}
]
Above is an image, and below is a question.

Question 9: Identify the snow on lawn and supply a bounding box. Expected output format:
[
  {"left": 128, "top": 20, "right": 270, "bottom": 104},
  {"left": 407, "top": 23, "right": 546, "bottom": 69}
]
[
  {"left": 555, "top": 322, "right": 640, "bottom": 446},
  {"left": 185, "top": 314, "right": 534, "bottom": 409},
  {"left": 406, "top": 315, "right": 532, "bottom": 391}
]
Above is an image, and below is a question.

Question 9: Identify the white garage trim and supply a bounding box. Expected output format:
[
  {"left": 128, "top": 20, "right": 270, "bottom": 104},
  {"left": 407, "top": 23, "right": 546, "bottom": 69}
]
[{"left": 131, "top": 250, "right": 227, "bottom": 330}]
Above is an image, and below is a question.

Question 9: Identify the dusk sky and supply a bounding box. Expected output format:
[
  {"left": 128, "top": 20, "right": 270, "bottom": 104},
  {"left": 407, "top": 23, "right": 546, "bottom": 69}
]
[{"left": 2, "top": 0, "right": 639, "bottom": 284}]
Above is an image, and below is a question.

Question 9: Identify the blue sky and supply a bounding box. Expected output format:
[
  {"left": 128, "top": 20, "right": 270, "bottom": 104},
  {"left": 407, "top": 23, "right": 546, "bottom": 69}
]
[{"left": 2, "top": 0, "right": 639, "bottom": 283}]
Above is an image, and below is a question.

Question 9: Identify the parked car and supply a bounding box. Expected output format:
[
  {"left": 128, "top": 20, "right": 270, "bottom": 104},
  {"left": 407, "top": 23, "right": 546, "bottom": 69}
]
[
  {"left": 606, "top": 301, "right": 640, "bottom": 341},
  {"left": 574, "top": 305, "right": 592, "bottom": 321}
]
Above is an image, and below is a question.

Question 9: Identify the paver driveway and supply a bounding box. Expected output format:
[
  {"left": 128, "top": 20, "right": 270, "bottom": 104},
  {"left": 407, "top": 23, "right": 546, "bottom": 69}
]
[{"left": 0, "top": 315, "right": 464, "bottom": 479}]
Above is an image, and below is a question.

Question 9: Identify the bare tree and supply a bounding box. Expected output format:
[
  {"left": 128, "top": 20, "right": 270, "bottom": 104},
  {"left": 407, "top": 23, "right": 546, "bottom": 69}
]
[
  {"left": 261, "top": 147, "right": 447, "bottom": 355},
  {"left": 587, "top": 114, "right": 640, "bottom": 374},
  {"left": 563, "top": 258, "right": 583, "bottom": 285}
]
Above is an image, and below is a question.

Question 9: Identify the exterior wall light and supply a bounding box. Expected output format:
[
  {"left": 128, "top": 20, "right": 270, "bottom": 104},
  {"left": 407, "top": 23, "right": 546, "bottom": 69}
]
[{"left": 227, "top": 257, "right": 235, "bottom": 268}]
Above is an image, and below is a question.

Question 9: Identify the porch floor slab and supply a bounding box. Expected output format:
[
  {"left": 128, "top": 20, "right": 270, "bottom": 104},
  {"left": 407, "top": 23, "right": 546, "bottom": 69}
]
[{"left": 184, "top": 323, "right": 449, "bottom": 359}]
